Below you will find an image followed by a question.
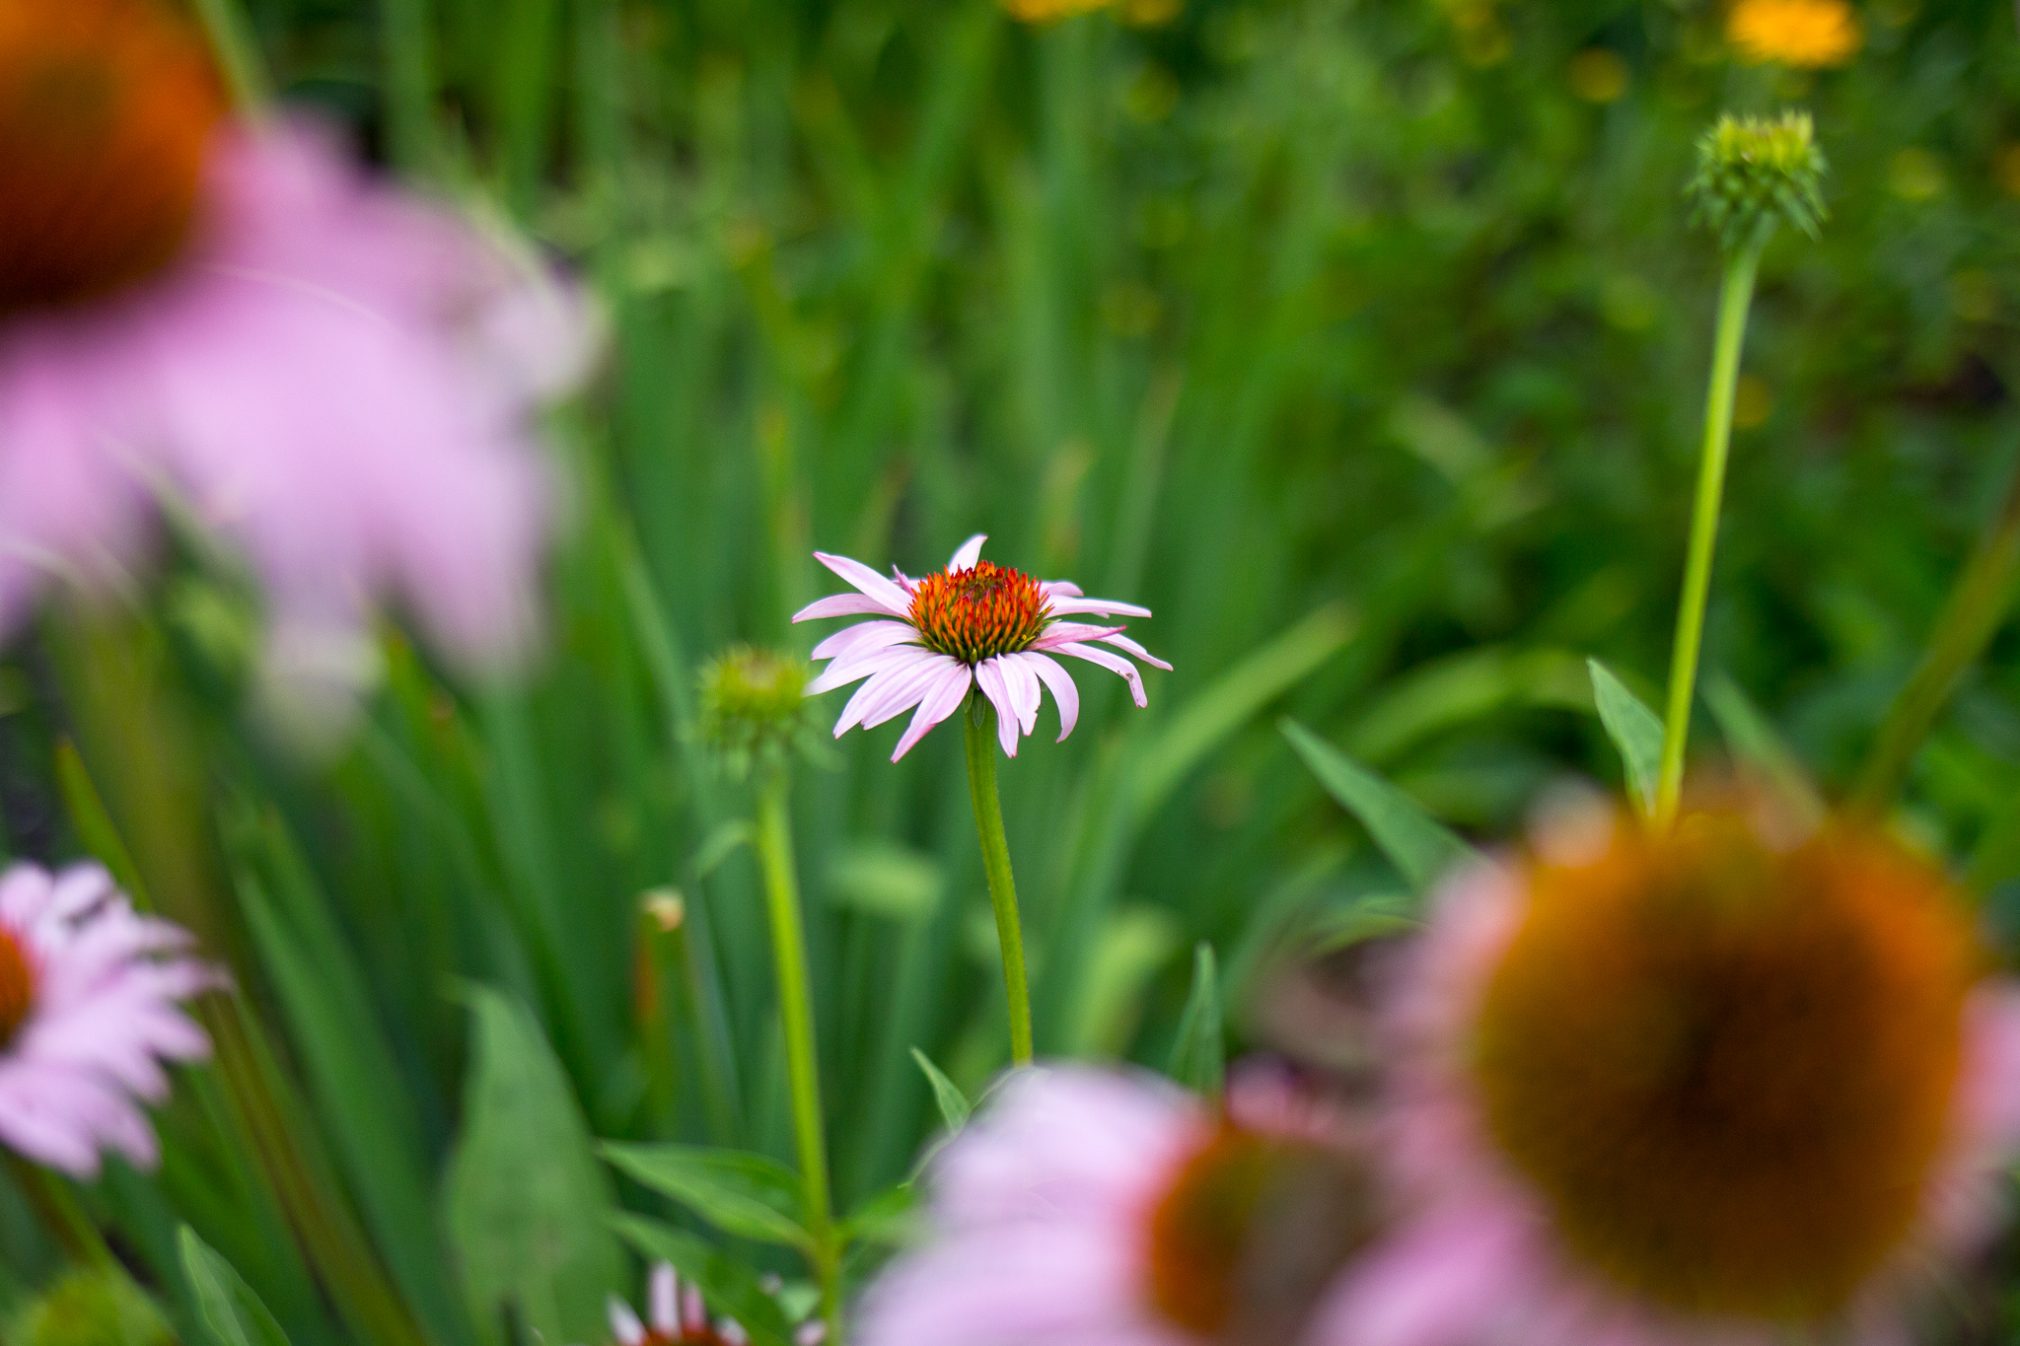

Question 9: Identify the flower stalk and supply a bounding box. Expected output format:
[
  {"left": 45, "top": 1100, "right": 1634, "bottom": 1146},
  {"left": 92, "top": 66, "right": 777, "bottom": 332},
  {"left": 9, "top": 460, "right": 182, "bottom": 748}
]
[
  {"left": 752, "top": 770, "right": 844, "bottom": 1346},
  {"left": 5, "top": 1155, "right": 115, "bottom": 1271},
  {"left": 1852, "top": 462, "right": 2020, "bottom": 813},
  {"left": 963, "top": 695, "right": 1036, "bottom": 1065},
  {"left": 189, "top": 0, "right": 271, "bottom": 111},
  {"left": 1656, "top": 240, "right": 1763, "bottom": 824}
]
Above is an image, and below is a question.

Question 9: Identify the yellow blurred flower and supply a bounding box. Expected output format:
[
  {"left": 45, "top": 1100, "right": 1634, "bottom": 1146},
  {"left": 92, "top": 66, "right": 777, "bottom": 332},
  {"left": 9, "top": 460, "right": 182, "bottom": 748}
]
[
  {"left": 1567, "top": 48, "right": 1629, "bottom": 103},
  {"left": 1001, "top": 0, "right": 1112, "bottom": 23},
  {"left": 1726, "top": 0, "right": 1862, "bottom": 68}
]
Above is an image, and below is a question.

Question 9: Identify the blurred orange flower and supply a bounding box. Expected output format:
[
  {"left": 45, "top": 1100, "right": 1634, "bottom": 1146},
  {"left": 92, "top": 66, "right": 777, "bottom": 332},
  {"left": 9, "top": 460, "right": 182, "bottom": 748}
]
[{"left": 1726, "top": 0, "right": 1861, "bottom": 68}]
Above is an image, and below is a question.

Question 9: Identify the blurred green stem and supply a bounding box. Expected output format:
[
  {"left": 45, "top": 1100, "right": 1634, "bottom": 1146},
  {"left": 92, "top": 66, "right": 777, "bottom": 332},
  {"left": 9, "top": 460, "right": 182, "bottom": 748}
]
[
  {"left": 1852, "top": 461, "right": 2020, "bottom": 813},
  {"left": 1657, "top": 242, "right": 1762, "bottom": 824},
  {"left": 752, "top": 773, "right": 842, "bottom": 1346},
  {"left": 189, "top": 0, "right": 271, "bottom": 111},
  {"left": 962, "top": 696, "right": 1034, "bottom": 1065},
  {"left": 5, "top": 1155, "right": 115, "bottom": 1271}
]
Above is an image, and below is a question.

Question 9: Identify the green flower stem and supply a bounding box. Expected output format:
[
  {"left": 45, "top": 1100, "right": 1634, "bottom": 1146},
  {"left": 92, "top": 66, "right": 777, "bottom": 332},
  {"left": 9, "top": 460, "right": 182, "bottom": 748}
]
[
  {"left": 5, "top": 1155, "right": 115, "bottom": 1271},
  {"left": 752, "top": 774, "right": 843, "bottom": 1346},
  {"left": 1852, "top": 463, "right": 2020, "bottom": 813},
  {"left": 189, "top": 0, "right": 272, "bottom": 112},
  {"left": 1657, "top": 241, "right": 1763, "bottom": 824},
  {"left": 962, "top": 696, "right": 1034, "bottom": 1066}
]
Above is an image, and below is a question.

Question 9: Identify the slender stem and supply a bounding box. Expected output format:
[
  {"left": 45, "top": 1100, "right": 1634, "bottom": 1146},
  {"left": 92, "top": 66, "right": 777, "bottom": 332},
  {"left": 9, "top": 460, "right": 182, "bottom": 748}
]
[
  {"left": 753, "top": 774, "right": 843, "bottom": 1346},
  {"left": 189, "top": 0, "right": 272, "bottom": 112},
  {"left": 1656, "top": 242, "right": 1763, "bottom": 824},
  {"left": 5, "top": 1155, "right": 116, "bottom": 1270},
  {"left": 1852, "top": 461, "right": 2020, "bottom": 813},
  {"left": 962, "top": 696, "right": 1035, "bottom": 1065}
]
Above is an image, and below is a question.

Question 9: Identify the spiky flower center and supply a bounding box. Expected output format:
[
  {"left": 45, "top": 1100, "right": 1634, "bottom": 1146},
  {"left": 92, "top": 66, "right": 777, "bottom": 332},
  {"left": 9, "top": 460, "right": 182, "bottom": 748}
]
[
  {"left": 0, "top": 925, "right": 39, "bottom": 1050},
  {"left": 908, "top": 562, "right": 1050, "bottom": 665},
  {"left": 1141, "top": 1124, "right": 1374, "bottom": 1340},
  {"left": 1727, "top": 0, "right": 1861, "bottom": 69},
  {"left": 0, "top": 0, "right": 223, "bottom": 317},
  {"left": 1470, "top": 810, "right": 1975, "bottom": 1321}
]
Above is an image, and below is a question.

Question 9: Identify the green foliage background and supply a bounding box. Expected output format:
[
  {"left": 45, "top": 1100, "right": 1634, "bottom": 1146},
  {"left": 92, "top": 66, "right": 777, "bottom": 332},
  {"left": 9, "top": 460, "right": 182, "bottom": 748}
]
[{"left": 4, "top": 0, "right": 2020, "bottom": 1340}]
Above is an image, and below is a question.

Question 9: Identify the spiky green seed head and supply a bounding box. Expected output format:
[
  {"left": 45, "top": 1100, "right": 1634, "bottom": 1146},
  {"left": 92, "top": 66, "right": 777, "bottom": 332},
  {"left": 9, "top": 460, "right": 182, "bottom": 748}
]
[
  {"left": 11, "top": 1269, "right": 176, "bottom": 1346},
  {"left": 698, "top": 645, "right": 817, "bottom": 776},
  {"left": 1689, "top": 111, "right": 1828, "bottom": 251}
]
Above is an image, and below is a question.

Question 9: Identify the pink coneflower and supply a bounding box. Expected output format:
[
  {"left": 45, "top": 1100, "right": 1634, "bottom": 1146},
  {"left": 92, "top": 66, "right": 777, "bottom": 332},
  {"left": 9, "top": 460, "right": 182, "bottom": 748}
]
[
  {"left": 1324, "top": 802, "right": 2020, "bottom": 1346},
  {"left": 0, "top": 862, "right": 214, "bottom": 1177},
  {"left": 0, "top": 0, "right": 590, "bottom": 713},
  {"left": 580, "top": 1263, "right": 788, "bottom": 1346},
  {"left": 859, "top": 1066, "right": 1377, "bottom": 1346},
  {"left": 794, "top": 535, "right": 1169, "bottom": 761}
]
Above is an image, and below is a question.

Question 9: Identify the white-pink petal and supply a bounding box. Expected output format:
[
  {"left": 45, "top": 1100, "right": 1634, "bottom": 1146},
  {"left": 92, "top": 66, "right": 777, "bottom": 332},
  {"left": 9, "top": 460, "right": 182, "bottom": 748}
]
[
  {"left": 814, "top": 552, "right": 914, "bottom": 616},
  {"left": 948, "top": 535, "right": 987, "bottom": 572},
  {"left": 1098, "top": 632, "right": 1172, "bottom": 672},
  {"left": 1018, "top": 653, "right": 1080, "bottom": 742},
  {"left": 793, "top": 593, "right": 898, "bottom": 624},
  {"left": 1046, "top": 596, "right": 1153, "bottom": 620},
  {"left": 974, "top": 659, "right": 1022, "bottom": 757},
  {"left": 892, "top": 665, "right": 974, "bottom": 762},
  {"left": 811, "top": 620, "right": 919, "bottom": 663},
  {"left": 1049, "top": 642, "right": 1148, "bottom": 707}
]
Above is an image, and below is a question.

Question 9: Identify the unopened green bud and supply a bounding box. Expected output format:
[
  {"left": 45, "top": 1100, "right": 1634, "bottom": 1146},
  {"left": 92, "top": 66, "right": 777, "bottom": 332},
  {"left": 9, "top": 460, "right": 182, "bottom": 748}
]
[
  {"left": 12, "top": 1268, "right": 177, "bottom": 1346},
  {"left": 698, "top": 646, "right": 815, "bottom": 776},
  {"left": 1688, "top": 111, "right": 1828, "bottom": 252}
]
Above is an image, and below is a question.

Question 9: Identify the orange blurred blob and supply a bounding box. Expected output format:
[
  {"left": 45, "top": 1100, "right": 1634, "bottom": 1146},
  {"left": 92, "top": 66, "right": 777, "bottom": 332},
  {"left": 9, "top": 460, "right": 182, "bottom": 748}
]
[
  {"left": 0, "top": 0, "right": 224, "bottom": 316},
  {"left": 1726, "top": 0, "right": 1862, "bottom": 68},
  {"left": 0, "top": 926, "right": 35, "bottom": 1048},
  {"left": 1472, "top": 805, "right": 1976, "bottom": 1319}
]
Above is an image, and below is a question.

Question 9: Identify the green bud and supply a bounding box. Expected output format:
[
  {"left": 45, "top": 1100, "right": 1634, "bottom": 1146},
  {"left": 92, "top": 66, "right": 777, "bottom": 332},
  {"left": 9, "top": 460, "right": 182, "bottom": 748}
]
[
  {"left": 11, "top": 1268, "right": 178, "bottom": 1346},
  {"left": 1688, "top": 111, "right": 1828, "bottom": 252},
  {"left": 698, "top": 646, "right": 816, "bottom": 776}
]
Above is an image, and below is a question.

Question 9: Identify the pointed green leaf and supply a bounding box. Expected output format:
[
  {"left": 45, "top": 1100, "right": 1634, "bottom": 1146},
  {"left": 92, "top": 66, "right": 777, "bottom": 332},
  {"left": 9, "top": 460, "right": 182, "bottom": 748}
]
[
  {"left": 1166, "top": 943, "right": 1225, "bottom": 1097},
  {"left": 180, "top": 1228, "right": 292, "bottom": 1346},
  {"left": 1282, "top": 720, "right": 1476, "bottom": 893},
  {"left": 1588, "top": 660, "right": 1665, "bottom": 814},
  {"left": 610, "top": 1216, "right": 794, "bottom": 1346},
  {"left": 601, "top": 1144, "right": 811, "bottom": 1250},
  {"left": 841, "top": 1182, "right": 919, "bottom": 1247},
  {"left": 909, "top": 1049, "right": 971, "bottom": 1132},
  {"left": 443, "top": 989, "right": 624, "bottom": 1346}
]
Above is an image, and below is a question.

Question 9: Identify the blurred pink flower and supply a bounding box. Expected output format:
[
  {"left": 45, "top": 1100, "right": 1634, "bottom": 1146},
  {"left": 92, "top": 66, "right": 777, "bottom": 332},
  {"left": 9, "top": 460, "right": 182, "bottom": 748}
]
[
  {"left": 858, "top": 1065, "right": 1374, "bottom": 1346},
  {"left": 1322, "top": 805, "right": 2020, "bottom": 1346},
  {"left": 795, "top": 535, "right": 1169, "bottom": 761},
  {"left": 0, "top": 0, "right": 592, "bottom": 718},
  {"left": 580, "top": 1261, "right": 802, "bottom": 1346},
  {"left": 0, "top": 862, "right": 215, "bottom": 1177}
]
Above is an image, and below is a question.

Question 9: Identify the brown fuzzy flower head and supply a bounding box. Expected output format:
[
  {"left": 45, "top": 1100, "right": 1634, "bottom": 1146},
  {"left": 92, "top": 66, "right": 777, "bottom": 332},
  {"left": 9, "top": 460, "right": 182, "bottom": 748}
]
[
  {"left": 1469, "top": 804, "right": 1980, "bottom": 1320},
  {"left": 1689, "top": 110, "right": 1828, "bottom": 250},
  {"left": 0, "top": 0, "right": 224, "bottom": 316},
  {"left": 1727, "top": 0, "right": 1862, "bottom": 69}
]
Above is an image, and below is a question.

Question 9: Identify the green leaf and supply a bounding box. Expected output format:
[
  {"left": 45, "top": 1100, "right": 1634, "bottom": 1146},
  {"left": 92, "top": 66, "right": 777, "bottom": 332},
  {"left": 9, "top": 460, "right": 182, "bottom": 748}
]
[
  {"left": 1166, "top": 943, "right": 1225, "bottom": 1096},
  {"left": 443, "top": 988, "right": 624, "bottom": 1346},
  {"left": 840, "top": 1182, "right": 919, "bottom": 1247},
  {"left": 909, "top": 1049, "right": 971, "bottom": 1132},
  {"left": 1282, "top": 719, "right": 1477, "bottom": 894},
  {"left": 601, "top": 1144, "right": 811, "bottom": 1250},
  {"left": 611, "top": 1216, "right": 795, "bottom": 1346},
  {"left": 1588, "top": 660, "right": 1665, "bottom": 814},
  {"left": 180, "top": 1228, "right": 292, "bottom": 1346}
]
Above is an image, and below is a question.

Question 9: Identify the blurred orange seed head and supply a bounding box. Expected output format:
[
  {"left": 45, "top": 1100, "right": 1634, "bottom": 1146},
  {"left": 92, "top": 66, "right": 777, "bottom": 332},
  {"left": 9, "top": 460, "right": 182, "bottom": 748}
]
[
  {"left": 1470, "top": 806, "right": 1977, "bottom": 1320},
  {"left": 0, "top": 927, "right": 38, "bottom": 1048},
  {"left": 0, "top": 0, "right": 224, "bottom": 317}
]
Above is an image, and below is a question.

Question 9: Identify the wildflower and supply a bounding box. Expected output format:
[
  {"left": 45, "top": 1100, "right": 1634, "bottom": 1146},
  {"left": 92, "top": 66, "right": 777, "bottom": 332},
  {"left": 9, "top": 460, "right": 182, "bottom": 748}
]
[
  {"left": 794, "top": 535, "right": 1168, "bottom": 762},
  {"left": 1688, "top": 110, "right": 1828, "bottom": 252},
  {"left": 860, "top": 1066, "right": 1377, "bottom": 1346},
  {"left": 0, "top": 863, "right": 216, "bottom": 1176},
  {"left": 0, "top": 0, "right": 591, "bottom": 717},
  {"left": 1726, "top": 0, "right": 1862, "bottom": 69},
  {"left": 1324, "top": 803, "right": 2020, "bottom": 1346},
  {"left": 579, "top": 1263, "right": 752, "bottom": 1346}
]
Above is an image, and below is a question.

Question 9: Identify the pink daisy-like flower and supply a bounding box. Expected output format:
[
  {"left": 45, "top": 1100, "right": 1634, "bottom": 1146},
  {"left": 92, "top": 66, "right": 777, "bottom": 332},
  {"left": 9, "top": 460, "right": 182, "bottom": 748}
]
[
  {"left": 0, "top": 862, "right": 215, "bottom": 1177},
  {"left": 794, "top": 535, "right": 1170, "bottom": 761},
  {"left": 859, "top": 1065, "right": 1377, "bottom": 1346},
  {"left": 579, "top": 1262, "right": 805, "bottom": 1346},
  {"left": 0, "top": 0, "right": 591, "bottom": 716},
  {"left": 1323, "top": 802, "right": 2020, "bottom": 1346}
]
